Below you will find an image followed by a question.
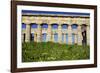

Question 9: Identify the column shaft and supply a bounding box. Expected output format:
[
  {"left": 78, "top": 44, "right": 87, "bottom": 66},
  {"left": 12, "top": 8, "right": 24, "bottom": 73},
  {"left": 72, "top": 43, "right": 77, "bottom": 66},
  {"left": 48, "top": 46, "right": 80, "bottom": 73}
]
[
  {"left": 75, "top": 34, "right": 78, "bottom": 44},
  {"left": 87, "top": 26, "right": 90, "bottom": 45},
  {"left": 34, "top": 34, "right": 37, "bottom": 42},
  {"left": 58, "top": 25, "right": 62, "bottom": 43},
  {"left": 25, "top": 24, "right": 30, "bottom": 42},
  {"left": 37, "top": 24, "right": 41, "bottom": 42},
  {"left": 78, "top": 25, "right": 82, "bottom": 45},
  {"left": 64, "top": 34, "right": 66, "bottom": 44},
  {"left": 52, "top": 34, "right": 54, "bottom": 42},
  {"left": 47, "top": 24, "right": 52, "bottom": 42},
  {"left": 21, "top": 33, "right": 24, "bottom": 42},
  {"left": 68, "top": 25, "right": 72, "bottom": 44}
]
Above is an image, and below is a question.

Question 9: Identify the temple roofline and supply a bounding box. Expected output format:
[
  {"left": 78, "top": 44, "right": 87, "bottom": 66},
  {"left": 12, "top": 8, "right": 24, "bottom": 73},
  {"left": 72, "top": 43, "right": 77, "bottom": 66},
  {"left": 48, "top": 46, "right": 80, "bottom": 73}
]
[{"left": 22, "top": 10, "right": 90, "bottom": 18}]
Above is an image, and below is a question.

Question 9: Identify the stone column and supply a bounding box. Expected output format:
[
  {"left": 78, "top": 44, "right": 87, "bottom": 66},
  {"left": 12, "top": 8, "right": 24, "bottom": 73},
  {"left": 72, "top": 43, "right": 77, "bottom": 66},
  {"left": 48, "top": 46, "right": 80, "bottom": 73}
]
[
  {"left": 87, "top": 25, "right": 90, "bottom": 45},
  {"left": 21, "top": 33, "right": 24, "bottom": 42},
  {"left": 74, "top": 34, "right": 78, "bottom": 44},
  {"left": 52, "top": 33, "right": 54, "bottom": 42},
  {"left": 68, "top": 25, "right": 72, "bottom": 45},
  {"left": 64, "top": 34, "right": 66, "bottom": 44},
  {"left": 77, "top": 25, "right": 82, "bottom": 45},
  {"left": 47, "top": 24, "right": 52, "bottom": 42},
  {"left": 34, "top": 34, "right": 37, "bottom": 42},
  {"left": 25, "top": 24, "right": 31, "bottom": 42},
  {"left": 37, "top": 24, "right": 41, "bottom": 42},
  {"left": 58, "top": 25, "right": 62, "bottom": 43}
]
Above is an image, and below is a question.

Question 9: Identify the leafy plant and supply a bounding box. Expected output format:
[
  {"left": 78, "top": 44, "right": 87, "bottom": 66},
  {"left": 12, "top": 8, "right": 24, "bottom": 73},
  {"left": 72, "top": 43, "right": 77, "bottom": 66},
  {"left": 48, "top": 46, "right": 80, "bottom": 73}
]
[{"left": 22, "top": 42, "right": 90, "bottom": 62}]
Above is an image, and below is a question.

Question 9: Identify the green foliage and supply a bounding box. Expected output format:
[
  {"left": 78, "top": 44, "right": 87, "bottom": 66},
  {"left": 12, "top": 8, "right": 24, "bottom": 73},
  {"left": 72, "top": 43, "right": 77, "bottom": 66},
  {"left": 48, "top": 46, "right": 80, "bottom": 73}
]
[{"left": 22, "top": 42, "right": 90, "bottom": 62}]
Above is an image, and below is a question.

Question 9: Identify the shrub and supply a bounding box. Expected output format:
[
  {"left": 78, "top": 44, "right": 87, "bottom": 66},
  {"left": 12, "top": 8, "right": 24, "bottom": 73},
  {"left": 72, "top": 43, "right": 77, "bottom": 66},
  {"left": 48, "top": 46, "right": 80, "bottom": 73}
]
[{"left": 22, "top": 42, "right": 90, "bottom": 62}]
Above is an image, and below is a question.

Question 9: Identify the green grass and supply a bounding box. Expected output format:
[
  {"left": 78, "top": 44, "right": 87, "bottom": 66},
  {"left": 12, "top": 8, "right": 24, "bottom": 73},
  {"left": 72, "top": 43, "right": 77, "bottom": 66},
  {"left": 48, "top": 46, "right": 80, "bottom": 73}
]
[{"left": 22, "top": 42, "right": 90, "bottom": 62}]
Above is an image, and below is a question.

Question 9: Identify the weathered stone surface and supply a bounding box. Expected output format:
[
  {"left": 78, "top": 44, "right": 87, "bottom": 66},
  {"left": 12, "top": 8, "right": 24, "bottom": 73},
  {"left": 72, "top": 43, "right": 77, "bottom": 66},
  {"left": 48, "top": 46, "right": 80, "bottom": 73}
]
[{"left": 22, "top": 16, "right": 90, "bottom": 45}]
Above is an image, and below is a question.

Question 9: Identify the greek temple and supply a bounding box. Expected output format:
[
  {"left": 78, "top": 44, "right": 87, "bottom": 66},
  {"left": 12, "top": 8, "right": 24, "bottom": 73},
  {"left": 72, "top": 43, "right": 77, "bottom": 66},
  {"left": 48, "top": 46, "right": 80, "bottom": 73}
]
[{"left": 21, "top": 10, "right": 90, "bottom": 45}]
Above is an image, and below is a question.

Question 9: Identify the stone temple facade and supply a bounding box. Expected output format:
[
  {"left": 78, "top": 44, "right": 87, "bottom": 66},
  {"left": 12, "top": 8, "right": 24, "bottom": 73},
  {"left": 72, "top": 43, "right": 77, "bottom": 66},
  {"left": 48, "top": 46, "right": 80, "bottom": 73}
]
[{"left": 21, "top": 10, "right": 90, "bottom": 45}]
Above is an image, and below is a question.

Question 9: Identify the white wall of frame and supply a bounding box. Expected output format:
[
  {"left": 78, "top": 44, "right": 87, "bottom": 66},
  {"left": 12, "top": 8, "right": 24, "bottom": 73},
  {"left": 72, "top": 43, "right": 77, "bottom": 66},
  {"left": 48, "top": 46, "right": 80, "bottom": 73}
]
[{"left": 0, "top": 0, "right": 100, "bottom": 73}]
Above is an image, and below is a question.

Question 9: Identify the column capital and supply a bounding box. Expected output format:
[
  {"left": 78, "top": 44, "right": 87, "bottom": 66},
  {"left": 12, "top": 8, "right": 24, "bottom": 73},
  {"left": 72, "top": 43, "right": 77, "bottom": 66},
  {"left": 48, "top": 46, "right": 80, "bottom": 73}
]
[
  {"left": 86, "top": 25, "right": 90, "bottom": 27},
  {"left": 68, "top": 25, "right": 71, "bottom": 26},
  {"left": 58, "top": 24, "right": 62, "bottom": 26},
  {"left": 25, "top": 22, "right": 31, "bottom": 25},
  {"left": 68, "top": 25, "right": 72, "bottom": 29},
  {"left": 58, "top": 24, "right": 62, "bottom": 30},
  {"left": 78, "top": 25, "right": 81, "bottom": 27},
  {"left": 77, "top": 25, "right": 81, "bottom": 32}
]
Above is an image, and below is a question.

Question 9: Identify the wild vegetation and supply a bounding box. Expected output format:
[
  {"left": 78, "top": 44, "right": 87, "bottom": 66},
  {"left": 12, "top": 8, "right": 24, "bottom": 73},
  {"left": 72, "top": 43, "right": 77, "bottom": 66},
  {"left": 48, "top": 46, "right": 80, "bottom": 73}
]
[{"left": 22, "top": 42, "right": 90, "bottom": 62}]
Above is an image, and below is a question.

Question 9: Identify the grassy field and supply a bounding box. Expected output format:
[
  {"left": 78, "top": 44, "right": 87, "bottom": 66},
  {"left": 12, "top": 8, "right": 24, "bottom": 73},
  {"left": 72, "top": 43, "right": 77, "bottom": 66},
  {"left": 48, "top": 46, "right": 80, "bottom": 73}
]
[{"left": 22, "top": 42, "right": 90, "bottom": 62}]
